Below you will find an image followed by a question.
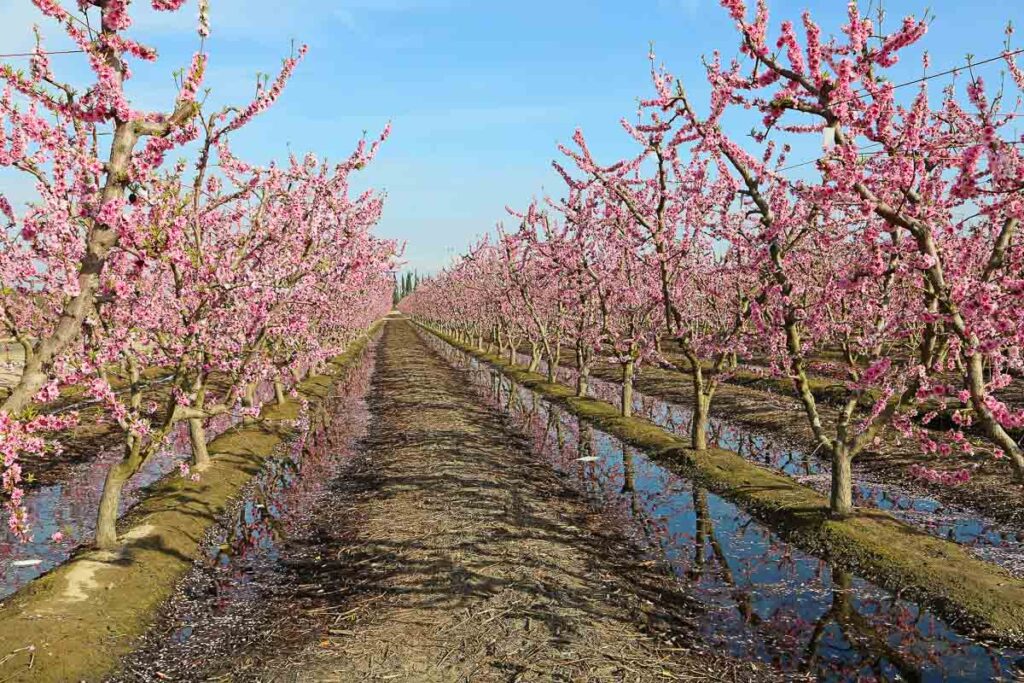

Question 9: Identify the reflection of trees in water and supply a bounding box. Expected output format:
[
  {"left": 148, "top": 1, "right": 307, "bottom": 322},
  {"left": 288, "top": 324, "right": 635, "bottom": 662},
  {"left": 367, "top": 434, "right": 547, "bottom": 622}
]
[
  {"left": 689, "top": 483, "right": 760, "bottom": 627},
  {"left": 524, "top": 389, "right": 538, "bottom": 421},
  {"left": 505, "top": 379, "right": 522, "bottom": 413},
  {"left": 620, "top": 446, "right": 668, "bottom": 546},
  {"left": 535, "top": 403, "right": 578, "bottom": 468},
  {"left": 594, "top": 446, "right": 942, "bottom": 680},
  {"left": 218, "top": 463, "right": 292, "bottom": 562},
  {"left": 553, "top": 408, "right": 566, "bottom": 452},
  {"left": 634, "top": 395, "right": 822, "bottom": 479},
  {"left": 800, "top": 570, "right": 922, "bottom": 682},
  {"left": 690, "top": 485, "right": 934, "bottom": 679},
  {"left": 214, "top": 355, "right": 374, "bottom": 573},
  {"left": 577, "top": 423, "right": 594, "bottom": 462},
  {"left": 620, "top": 469, "right": 931, "bottom": 678},
  {"left": 437, "top": 338, "right": 1017, "bottom": 682},
  {"left": 485, "top": 371, "right": 527, "bottom": 417}
]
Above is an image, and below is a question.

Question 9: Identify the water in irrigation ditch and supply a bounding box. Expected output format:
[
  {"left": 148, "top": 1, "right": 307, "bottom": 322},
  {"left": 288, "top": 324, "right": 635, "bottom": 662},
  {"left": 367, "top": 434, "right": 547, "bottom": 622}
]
[
  {"left": 113, "top": 342, "right": 378, "bottom": 680},
  {"left": 521, "top": 354, "right": 1024, "bottom": 576},
  {"left": 0, "top": 383, "right": 277, "bottom": 600},
  {"left": 423, "top": 333, "right": 1024, "bottom": 681}
]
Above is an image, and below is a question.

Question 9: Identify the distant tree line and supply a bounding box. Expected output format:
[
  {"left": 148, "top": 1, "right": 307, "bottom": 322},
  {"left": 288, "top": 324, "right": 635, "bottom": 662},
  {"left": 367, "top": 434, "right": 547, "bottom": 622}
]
[{"left": 393, "top": 271, "right": 422, "bottom": 305}]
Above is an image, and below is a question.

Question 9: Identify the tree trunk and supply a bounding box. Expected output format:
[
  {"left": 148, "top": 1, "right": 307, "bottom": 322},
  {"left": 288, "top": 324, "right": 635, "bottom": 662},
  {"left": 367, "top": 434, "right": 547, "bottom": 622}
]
[
  {"left": 95, "top": 439, "right": 143, "bottom": 550},
  {"left": 242, "top": 382, "right": 257, "bottom": 425},
  {"left": 576, "top": 347, "right": 589, "bottom": 398},
  {"left": 188, "top": 417, "right": 210, "bottom": 470},
  {"left": 692, "top": 391, "right": 710, "bottom": 451},
  {"left": 830, "top": 447, "right": 853, "bottom": 518},
  {"left": 1, "top": 118, "right": 149, "bottom": 416},
  {"left": 96, "top": 463, "right": 131, "bottom": 550},
  {"left": 621, "top": 359, "right": 635, "bottom": 418},
  {"left": 965, "top": 354, "right": 1024, "bottom": 482},
  {"left": 528, "top": 343, "right": 541, "bottom": 373},
  {"left": 1007, "top": 446, "right": 1024, "bottom": 484},
  {"left": 274, "top": 380, "right": 287, "bottom": 405}
]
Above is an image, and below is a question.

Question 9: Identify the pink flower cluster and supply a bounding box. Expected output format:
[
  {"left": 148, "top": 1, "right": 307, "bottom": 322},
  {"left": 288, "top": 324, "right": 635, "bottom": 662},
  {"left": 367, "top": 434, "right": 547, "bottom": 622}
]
[{"left": 908, "top": 464, "right": 972, "bottom": 487}]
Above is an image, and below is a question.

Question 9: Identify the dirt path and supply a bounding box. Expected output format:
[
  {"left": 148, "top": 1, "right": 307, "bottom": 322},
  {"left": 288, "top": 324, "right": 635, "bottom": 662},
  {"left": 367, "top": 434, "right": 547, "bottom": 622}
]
[{"left": 207, "top": 319, "right": 773, "bottom": 681}]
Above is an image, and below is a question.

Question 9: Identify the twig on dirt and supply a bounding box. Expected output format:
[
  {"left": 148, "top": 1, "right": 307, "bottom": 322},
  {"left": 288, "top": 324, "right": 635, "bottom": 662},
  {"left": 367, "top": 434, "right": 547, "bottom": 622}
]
[
  {"left": 0, "top": 646, "right": 35, "bottom": 683},
  {"left": 477, "top": 606, "right": 516, "bottom": 628},
  {"left": 0, "top": 646, "right": 34, "bottom": 670},
  {"left": 435, "top": 637, "right": 466, "bottom": 668}
]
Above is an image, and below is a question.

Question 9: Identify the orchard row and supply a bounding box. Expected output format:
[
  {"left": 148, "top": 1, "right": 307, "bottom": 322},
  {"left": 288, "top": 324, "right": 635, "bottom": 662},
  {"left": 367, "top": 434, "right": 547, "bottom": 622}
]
[
  {"left": 0, "top": 1, "right": 397, "bottom": 546},
  {"left": 403, "top": 0, "right": 1024, "bottom": 517}
]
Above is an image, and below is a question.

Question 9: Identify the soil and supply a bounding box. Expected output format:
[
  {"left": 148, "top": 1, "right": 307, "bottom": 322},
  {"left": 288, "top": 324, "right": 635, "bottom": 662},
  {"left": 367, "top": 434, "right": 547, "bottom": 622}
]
[{"left": 115, "top": 319, "right": 779, "bottom": 682}]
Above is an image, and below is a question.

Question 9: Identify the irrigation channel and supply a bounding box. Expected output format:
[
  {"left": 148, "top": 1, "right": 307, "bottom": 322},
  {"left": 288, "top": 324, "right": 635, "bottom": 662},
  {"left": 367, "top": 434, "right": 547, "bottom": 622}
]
[
  {"left": 8, "top": 318, "right": 1023, "bottom": 680},
  {"left": 107, "top": 332, "right": 380, "bottom": 680},
  {"left": 0, "top": 383, "right": 277, "bottom": 600},
  {"left": 519, "top": 355, "right": 1024, "bottom": 576}
]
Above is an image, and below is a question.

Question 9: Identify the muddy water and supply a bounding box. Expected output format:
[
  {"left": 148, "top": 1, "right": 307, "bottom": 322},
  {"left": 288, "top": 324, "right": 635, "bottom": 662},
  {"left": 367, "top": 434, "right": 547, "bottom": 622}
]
[
  {"left": 429, "top": 334, "right": 1024, "bottom": 681},
  {"left": 0, "top": 383, "right": 276, "bottom": 600},
  {"left": 522, "top": 353, "right": 1024, "bottom": 577},
  {"left": 112, "top": 343, "right": 377, "bottom": 681}
]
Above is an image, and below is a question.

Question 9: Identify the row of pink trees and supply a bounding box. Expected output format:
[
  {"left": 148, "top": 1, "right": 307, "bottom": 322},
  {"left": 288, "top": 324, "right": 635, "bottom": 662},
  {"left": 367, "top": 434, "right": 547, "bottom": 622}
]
[
  {"left": 1, "top": 0, "right": 396, "bottom": 547},
  {"left": 403, "top": 0, "right": 1024, "bottom": 518}
]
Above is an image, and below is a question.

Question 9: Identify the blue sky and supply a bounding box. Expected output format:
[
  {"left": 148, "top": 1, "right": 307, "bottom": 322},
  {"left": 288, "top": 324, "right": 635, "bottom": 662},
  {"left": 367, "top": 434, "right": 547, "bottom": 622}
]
[{"left": 2, "top": 0, "right": 1021, "bottom": 272}]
